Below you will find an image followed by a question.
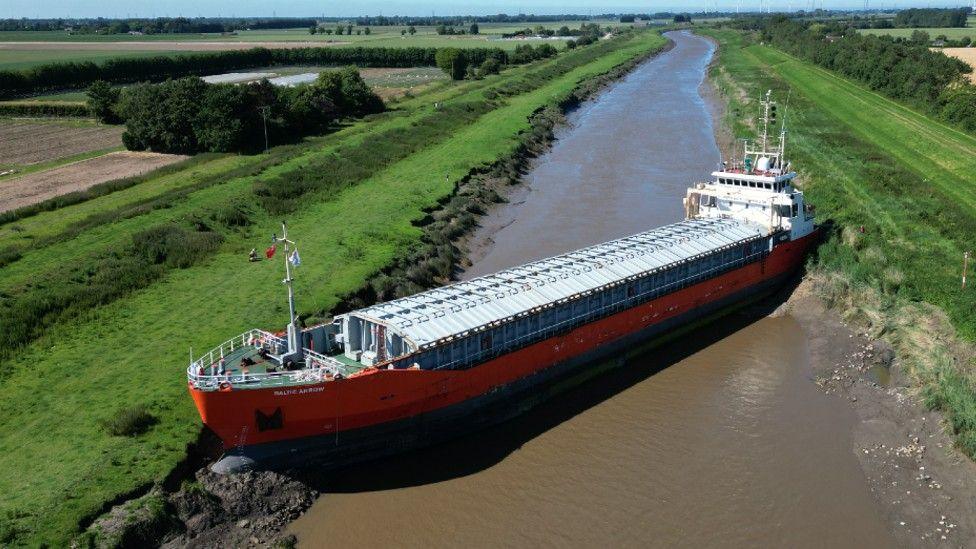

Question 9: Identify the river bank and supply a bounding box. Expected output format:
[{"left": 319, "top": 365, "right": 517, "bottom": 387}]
[
  {"left": 703, "top": 29, "right": 976, "bottom": 546},
  {"left": 783, "top": 276, "right": 976, "bottom": 546}
]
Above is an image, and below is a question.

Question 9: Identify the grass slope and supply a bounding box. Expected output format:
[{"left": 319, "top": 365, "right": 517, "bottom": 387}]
[
  {"left": 703, "top": 27, "right": 976, "bottom": 458},
  {"left": 0, "top": 31, "right": 666, "bottom": 546}
]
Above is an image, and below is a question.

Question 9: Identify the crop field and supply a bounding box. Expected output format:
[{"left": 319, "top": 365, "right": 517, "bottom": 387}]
[
  {"left": 0, "top": 22, "right": 599, "bottom": 71},
  {"left": 942, "top": 47, "right": 976, "bottom": 82},
  {"left": 703, "top": 27, "right": 976, "bottom": 460},
  {"left": 0, "top": 30, "right": 667, "bottom": 546},
  {"left": 0, "top": 151, "right": 187, "bottom": 212},
  {"left": 0, "top": 119, "right": 122, "bottom": 166}
]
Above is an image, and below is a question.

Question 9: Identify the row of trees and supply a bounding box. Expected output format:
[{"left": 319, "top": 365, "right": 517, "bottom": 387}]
[
  {"left": 309, "top": 24, "right": 371, "bottom": 35},
  {"left": 435, "top": 23, "right": 479, "bottom": 35},
  {"left": 88, "top": 68, "right": 384, "bottom": 154},
  {"left": 754, "top": 17, "right": 976, "bottom": 132},
  {"left": 0, "top": 17, "right": 317, "bottom": 34},
  {"left": 433, "top": 43, "right": 559, "bottom": 80},
  {"left": 0, "top": 46, "right": 519, "bottom": 98},
  {"left": 893, "top": 8, "right": 970, "bottom": 29},
  {"left": 352, "top": 14, "right": 592, "bottom": 27},
  {"left": 503, "top": 22, "right": 606, "bottom": 39}
]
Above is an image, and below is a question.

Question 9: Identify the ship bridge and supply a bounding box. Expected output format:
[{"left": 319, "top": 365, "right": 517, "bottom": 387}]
[{"left": 337, "top": 217, "right": 768, "bottom": 368}]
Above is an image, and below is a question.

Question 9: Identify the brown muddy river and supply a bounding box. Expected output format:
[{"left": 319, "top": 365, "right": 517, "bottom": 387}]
[{"left": 290, "top": 31, "right": 893, "bottom": 547}]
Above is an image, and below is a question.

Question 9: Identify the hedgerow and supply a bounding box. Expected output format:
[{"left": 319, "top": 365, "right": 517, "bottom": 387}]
[{"left": 0, "top": 46, "right": 511, "bottom": 99}]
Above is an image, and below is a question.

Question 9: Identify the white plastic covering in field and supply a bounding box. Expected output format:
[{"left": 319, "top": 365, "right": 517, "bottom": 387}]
[
  {"left": 201, "top": 72, "right": 276, "bottom": 84},
  {"left": 267, "top": 73, "right": 319, "bottom": 87},
  {"left": 344, "top": 218, "right": 768, "bottom": 349}
]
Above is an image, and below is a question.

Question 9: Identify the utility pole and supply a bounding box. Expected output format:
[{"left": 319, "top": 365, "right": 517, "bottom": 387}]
[{"left": 259, "top": 105, "right": 271, "bottom": 153}]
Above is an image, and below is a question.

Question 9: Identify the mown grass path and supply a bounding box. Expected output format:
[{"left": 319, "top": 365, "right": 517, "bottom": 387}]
[{"left": 0, "top": 32, "right": 666, "bottom": 546}]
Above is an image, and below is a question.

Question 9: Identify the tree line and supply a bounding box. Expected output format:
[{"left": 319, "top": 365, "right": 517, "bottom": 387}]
[
  {"left": 0, "top": 46, "right": 512, "bottom": 99},
  {"left": 745, "top": 17, "right": 976, "bottom": 133},
  {"left": 435, "top": 44, "right": 557, "bottom": 80},
  {"left": 0, "top": 17, "right": 318, "bottom": 33},
  {"left": 893, "top": 8, "right": 970, "bottom": 29},
  {"left": 352, "top": 14, "right": 593, "bottom": 27},
  {"left": 87, "top": 67, "right": 384, "bottom": 155}
]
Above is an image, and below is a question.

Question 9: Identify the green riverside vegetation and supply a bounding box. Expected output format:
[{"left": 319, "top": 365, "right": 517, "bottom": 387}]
[
  {"left": 0, "top": 30, "right": 667, "bottom": 546},
  {"left": 702, "top": 28, "right": 976, "bottom": 460}
]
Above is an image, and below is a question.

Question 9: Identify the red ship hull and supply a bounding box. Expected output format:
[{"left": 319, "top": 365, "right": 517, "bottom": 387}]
[{"left": 191, "top": 233, "right": 817, "bottom": 471}]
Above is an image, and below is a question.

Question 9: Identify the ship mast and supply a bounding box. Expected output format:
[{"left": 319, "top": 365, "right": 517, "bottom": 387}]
[
  {"left": 275, "top": 222, "right": 303, "bottom": 363},
  {"left": 743, "top": 90, "right": 786, "bottom": 172}
]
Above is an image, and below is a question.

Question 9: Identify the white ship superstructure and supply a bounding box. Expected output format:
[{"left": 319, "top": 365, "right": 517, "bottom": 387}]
[{"left": 685, "top": 90, "right": 815, "bottom": 242}]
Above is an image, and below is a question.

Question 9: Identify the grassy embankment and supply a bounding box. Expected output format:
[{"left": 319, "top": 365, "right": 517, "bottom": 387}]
[
  {"left": 0, "top": 30, "right": 667, "bottom": 545},
  {"left": 702, "top": 28, "right": 976, "bottom": 456}
]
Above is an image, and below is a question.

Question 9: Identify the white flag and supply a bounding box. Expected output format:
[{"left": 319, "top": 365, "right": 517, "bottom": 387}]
[{"left": 289, "top": 249, "right": 301, "bottom": 267}]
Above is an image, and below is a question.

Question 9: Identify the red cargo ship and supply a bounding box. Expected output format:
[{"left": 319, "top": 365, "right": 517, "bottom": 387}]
[{"left": 188, "top": 91, "right": 817, "bottom": 473}]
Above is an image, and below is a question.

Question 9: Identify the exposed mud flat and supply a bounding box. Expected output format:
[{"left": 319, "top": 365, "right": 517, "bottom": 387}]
[{"left": 784, "top": 279, "right": 976, "bottom": 547}]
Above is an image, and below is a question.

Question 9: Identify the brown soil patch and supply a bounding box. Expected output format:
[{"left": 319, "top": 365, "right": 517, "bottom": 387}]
[
  {"left": 0, "top": 151, "right": 187, "bottom": 212},
  {"left": 0, "top": 121, "right": 123, "bottom": 165},
  {"left": 942, "top": 48, "right": 976, "bottom": 83},
  {"left": 0, "top": 41, "right": 350, "bottom": 52}
]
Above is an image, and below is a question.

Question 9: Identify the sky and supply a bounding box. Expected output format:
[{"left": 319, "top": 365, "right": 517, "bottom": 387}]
[{"left": 1, "top": 0, "right": 970, "bottom": 19}]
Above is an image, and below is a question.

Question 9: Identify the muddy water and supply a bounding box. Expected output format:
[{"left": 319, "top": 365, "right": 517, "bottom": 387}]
[{"left": 290, "top": 31, "right": 893, "bottom": 547}]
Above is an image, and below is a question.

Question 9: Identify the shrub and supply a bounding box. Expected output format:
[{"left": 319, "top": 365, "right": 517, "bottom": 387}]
[
  {"left": 435, "top": 48, "right": 468, "bottom": 80},
  {"left": 131, "top": 224, "right": 224, "bottom": 268},
  {"left": 101, "top": 405, "right": 158, "bottom": 437},
  {"left": 86, "top": 80, "right": 121, "bottom": 123},
  {"left": 477, "top": 57, "right": 502, "bottom": 78}
]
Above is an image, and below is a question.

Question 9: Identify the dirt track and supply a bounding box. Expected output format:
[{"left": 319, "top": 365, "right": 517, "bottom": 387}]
[
  {"left": 0, "top": 151, "right": 186, "bottom": 212},
  {"left": 0, "top": 121, "right": 123, "bottom": 165},
  {"left": 0, "top": 41, "right": 350, "bottom": 52}
]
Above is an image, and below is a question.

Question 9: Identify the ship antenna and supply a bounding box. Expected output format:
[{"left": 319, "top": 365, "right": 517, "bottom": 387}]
[
  {"left": 275, "top": 221, "right": 303, "bottom": 363},
  {"left": 759, "top": 89, "right": 771, "bottom": 154}
]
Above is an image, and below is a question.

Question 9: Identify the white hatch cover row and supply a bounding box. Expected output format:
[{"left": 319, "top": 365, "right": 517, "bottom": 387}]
[{"left": 341, "top": 217, "right": 767, "bottom": 349}]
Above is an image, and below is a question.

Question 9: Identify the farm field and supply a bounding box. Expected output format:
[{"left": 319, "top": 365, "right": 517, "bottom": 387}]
[
  {"left": 0, "top": 119, "right": 122, "bottom": 166},
  {"left": 0, "top": 22, "right": 605, "bottom": 71},
  {"left": 0, "top": 30, "right": 667, "bottom": 546},
  {"left": 860, "top": 16, "right": 976, "bottom": 39},
  {"left": 0, "top": 151, "right": 187, "bottom": 212},
  {"left": 942, "top": 47, "right": 976, "bottom": 82},
  {"left": 703, "top": 27, "right": 976, "bottom": 458}
]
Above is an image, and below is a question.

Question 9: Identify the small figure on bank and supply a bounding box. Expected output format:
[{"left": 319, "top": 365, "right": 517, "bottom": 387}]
[{"left": 249, "top": 248, "right": 259, "bottom": 262}]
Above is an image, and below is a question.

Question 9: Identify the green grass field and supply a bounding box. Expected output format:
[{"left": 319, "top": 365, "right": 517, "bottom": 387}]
[
  {"left": 859, "top": 15, "right": 976, "bottom": 40},
  {"left": 0, "top": 30, "right": 666, "bottom": 546},
  {"left": 0, "top": 49, "right": 187, "bottom": 71},
  {"left": 703, "top": 27, "right": 976, "bottom": 459}
]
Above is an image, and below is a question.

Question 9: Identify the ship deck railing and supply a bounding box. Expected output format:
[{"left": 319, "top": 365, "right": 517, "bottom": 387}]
[{"left": 186, "top": 329, "right": 362, "bottom": 391}]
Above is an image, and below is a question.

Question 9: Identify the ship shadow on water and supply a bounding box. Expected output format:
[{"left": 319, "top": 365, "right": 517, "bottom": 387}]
[{"left": 291, "top": 268, "right": 811, "bottom": 494}]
